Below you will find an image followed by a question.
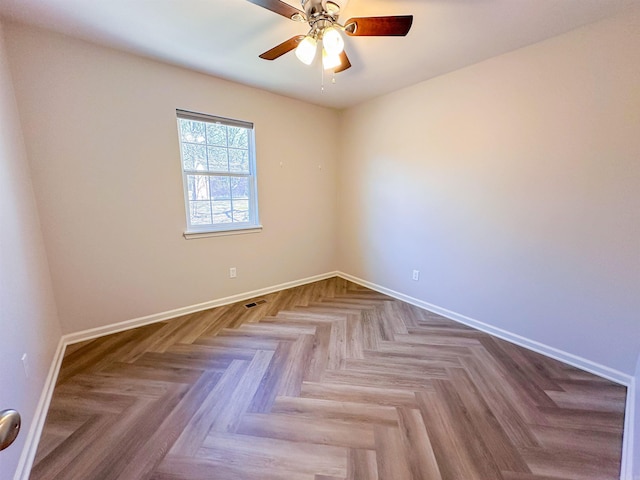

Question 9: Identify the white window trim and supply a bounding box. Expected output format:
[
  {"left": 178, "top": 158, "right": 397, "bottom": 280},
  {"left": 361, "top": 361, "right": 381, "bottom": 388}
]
[
  {"left": 176, "top": 109, "right": 260, "bottom": 237},
  {"left": 183, "top": 225, "right": 263, "bottom": 240}
]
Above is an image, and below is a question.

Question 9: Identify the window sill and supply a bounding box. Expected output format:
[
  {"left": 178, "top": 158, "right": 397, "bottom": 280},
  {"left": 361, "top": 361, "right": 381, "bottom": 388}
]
[{"left": 183, "top": 225, "right": 263, "bottom": 239}]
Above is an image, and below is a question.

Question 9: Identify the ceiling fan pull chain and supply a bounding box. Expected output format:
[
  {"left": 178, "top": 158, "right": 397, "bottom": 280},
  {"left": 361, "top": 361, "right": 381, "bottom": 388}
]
[{"left": 321, "top": 64, "right": 325, "bottom": 92}]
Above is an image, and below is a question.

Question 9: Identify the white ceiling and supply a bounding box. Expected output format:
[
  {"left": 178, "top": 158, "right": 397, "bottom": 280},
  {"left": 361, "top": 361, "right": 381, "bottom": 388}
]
[{"left": 0, "top": 0, "right": 635, "bottom": 109}]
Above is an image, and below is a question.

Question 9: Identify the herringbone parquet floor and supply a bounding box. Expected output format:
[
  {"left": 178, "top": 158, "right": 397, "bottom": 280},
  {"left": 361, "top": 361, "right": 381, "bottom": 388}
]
[{"left": 30, "top": 277, "right": 627, "bottom": 480}]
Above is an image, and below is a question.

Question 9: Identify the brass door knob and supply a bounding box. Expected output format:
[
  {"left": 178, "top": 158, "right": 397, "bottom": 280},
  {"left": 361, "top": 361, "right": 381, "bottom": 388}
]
[{"left": 0, "top": 409, "right": 21, "bottom": 451}]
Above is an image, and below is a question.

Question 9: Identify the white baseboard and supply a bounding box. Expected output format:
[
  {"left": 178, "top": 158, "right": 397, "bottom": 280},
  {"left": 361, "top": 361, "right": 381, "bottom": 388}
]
[
  {"left": 13, "top": 271, "right": 338, "bottom": 479},
  {"left": 621, "top": 377, "right": 636, "bottom": 480},
  {"left": 15, "top": 270, "right": 636, "bottom": 480},
  {"left": 13, "top": 339, "right": 66, "bottom": 480},
  {"left": 336, "top": 271, "right": 635, "bottom": 480},
  {"left": 63, "top": 271, "right": 340, "bottom": 346},
  {"left": 337, "top": 272, "right": 631, "bottom": 385}
]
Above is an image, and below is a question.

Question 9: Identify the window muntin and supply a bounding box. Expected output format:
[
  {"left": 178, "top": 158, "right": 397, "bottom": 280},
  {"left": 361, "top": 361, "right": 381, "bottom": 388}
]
[{"left": 177, "top": 110, "right": 259, "bottom": 235}]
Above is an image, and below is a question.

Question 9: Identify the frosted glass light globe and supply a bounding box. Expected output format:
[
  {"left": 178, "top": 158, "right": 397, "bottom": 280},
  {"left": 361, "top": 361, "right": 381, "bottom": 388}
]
[
  {"left": 322, "top": 49, "right": 341, "bottom": 70},
  {"left": 322, "top": 27, "right": 344, "bottom": 56},
  {"left": 295, "top": 36, "right": 317, "bottom": 65}
]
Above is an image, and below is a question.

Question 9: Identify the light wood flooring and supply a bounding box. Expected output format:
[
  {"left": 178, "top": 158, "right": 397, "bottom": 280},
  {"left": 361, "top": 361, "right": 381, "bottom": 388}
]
[{"left": 30, "top": 277, "right": 627, "bottom": 479}]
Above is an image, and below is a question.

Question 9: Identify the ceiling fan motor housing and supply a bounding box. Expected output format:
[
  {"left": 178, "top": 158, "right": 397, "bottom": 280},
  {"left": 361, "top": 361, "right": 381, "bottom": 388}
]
[{"left": 302, "top": 0, "right": 340, "bottom": 22}]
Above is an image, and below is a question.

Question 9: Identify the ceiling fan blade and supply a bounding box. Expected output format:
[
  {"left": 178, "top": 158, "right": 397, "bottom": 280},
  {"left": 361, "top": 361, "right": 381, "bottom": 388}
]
[
  {"left": 245, "top": 0, "right": 306, "bottom": 21},
  {"left": 334, "top": 51, "right": 351, "bottom": 73},
  {"left": 344, "top": 15, "right": 413, "bottom": 37},
  {"left": 259, "top": 35, "right": 305, "bottom": 60}
]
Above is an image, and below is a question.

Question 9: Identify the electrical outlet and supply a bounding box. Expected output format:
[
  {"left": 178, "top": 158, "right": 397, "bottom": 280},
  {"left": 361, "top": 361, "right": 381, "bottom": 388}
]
[
  {"left": 21, "top": 353, "right": 29, "bottom": 378},
  {"left": 229, "top": 267, "right": 237, "bottom": 278},
  {"left": 412, "top": 270, "right": 420, "bottom": 281}
]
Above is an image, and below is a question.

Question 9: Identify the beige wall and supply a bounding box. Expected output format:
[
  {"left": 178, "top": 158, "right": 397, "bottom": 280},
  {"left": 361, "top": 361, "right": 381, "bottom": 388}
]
[
  {"left": 4, "top": 24, "right": 339, "bottom": 334},
  {"left": 338, "top": 9, "right": 640, "bottom": 375},
  {"left": 3, "top": 9, "right": 640, "bottom": 476},
  {"left": 0, "top": 22, "right": 62, "bottom": 477},
  {"left": 4, "top": 5, "right": 638, "bottom": 374}
]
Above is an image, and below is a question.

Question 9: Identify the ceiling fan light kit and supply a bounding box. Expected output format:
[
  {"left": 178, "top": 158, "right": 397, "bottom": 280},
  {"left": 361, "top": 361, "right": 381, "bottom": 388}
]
[
  {"left": 248, "top": 0, "right": 413, "bottom": 74},
  {"left": 295, "top": 35, "right": 318, "bottom": 65},
  {"left": 322, "top": 49, "right": 342, "bottom": 70},
  {"left": 322, "top": 26, "right": 344, "bottom": 56}
]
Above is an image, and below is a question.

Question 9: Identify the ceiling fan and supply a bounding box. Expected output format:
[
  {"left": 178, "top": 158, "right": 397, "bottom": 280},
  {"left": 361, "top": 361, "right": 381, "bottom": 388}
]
[{"left": 246, "top": 0, "right": 413, "bottom": 73}]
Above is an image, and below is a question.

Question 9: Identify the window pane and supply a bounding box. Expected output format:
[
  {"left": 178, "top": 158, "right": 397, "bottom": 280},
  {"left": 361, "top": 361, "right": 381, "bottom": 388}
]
[
  {"left": 187, "top": 175, "right": 211, "bottom": 201},
  {"left": 231, "top": 177, "right": 249, "bottom": 200},
  {"left": 180, "top": 119, "right": 206, "bottom": 144},
  {"left": 232, "top": 199, "right": 249, "bottom": 222},
  {"left": 231, "top": 177, "right": 249, "bottom": 223},
  {"left": 206, "top": 123, "right": 227, "bottom": 146},
  {"left": 182, "top": 143, "right": 207, "bottom": 171},
  {"left": 190, "top": 200, "right": 212, "bottom": 225},
  {"left": 229, "top": 148, "right": 249, "bottom": 174},
  {"left": 186, "top": 176, "right": 196, "bottom": 200},
  {"left": 207, "top": 146, "right": 229, "bottom": 172},
  {"left": 209, "top": 176, "right": 230, "bottom": 201},
  {"left": 227, "top": 126, "right": 248, "bottom": 149},
  {"left": 212, "top": 200, "right": 232, "bottom": 224}
]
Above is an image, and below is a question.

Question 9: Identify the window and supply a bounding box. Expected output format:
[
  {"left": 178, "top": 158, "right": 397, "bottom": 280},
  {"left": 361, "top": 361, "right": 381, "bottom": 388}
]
[{"left": 176, "top": 110, "right": 260, "bottom": 237}]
